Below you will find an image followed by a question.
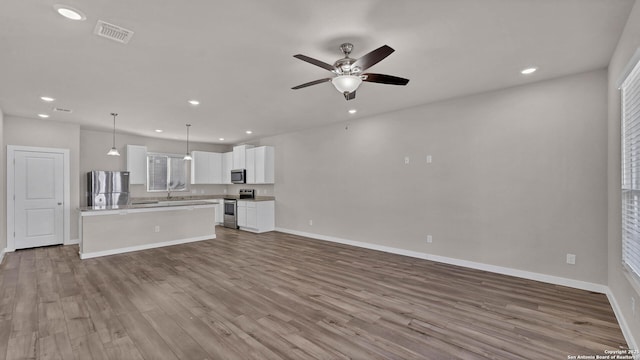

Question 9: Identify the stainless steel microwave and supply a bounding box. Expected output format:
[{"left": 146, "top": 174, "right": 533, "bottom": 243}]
[{"left": 231, "top": 169, "right": 246, "bottom": 184}]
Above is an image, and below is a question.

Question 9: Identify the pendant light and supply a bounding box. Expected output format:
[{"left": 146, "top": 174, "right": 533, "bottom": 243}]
[
  {"left": 183, "top": 124, "right": 192, "bottom": 161},
  {"left": 107, "top": 113, "right": 120, "bottom": 156}
]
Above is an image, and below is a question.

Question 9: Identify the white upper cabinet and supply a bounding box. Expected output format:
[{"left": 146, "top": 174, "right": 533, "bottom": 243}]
[
  {"left": 245, "top": 146, "right": 274, "bottom": 184},
  {"left": 191, "top": 151, "right": 222, "bottom": 184},
  {"left": 233, "top": 145, "right": 254, "bottom": 169},
  {"left": 245, "top": 148, "right": 256, "bottom": 184},
  {"left": 209, "top": 152, "right": 222, "bottom": 184},
  {"left": 126, "top": 145, "right": 147, "bottom": 184},
  {"left": 191, "top": 151, "right": 209, "bottom": 184},
  {"left": 222, "top": 152, "right": 233, "bottom": 184},
  {"left": 253, "top": 146, "right": 274, "bottom": 184}
]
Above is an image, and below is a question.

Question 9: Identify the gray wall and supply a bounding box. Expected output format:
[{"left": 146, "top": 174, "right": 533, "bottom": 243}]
[
  {"left": 79, "top": 129, "right": 231, "bottom": 205},
  {"left": 0, "top": 108, "right": 4, "bottom": 252},
  {"left": 607, "top": 0, "right": 640, "bottom": 348},
  {"left": 262, "top": 69, "right": 608, "bottom": 285},
  {"left": 3, "top": 116, "right": 81, "bottom": 241}
]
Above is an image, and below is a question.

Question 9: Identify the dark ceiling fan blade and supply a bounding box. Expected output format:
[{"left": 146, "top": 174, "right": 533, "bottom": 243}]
[
  {"left": 352, "top": 45, "right": 394, "bottom": 71},
  {"left": 362, "top": 73, "right": 409, "bottom": 86},
  {"left": 291, "top": 78, "right": 332, "bottom": 90},
  {"left": 343, "top": 91, "right": 356, "bottom": 101},
  {"left": 293, "top": 54, "right": 335, "bottom": 71}
]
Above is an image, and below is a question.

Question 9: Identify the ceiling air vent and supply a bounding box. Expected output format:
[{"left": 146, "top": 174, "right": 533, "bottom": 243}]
[
  {"left": 53, "top": 107, "right": 72, "bottom": 113},
  {"left": 94, "top": 20, "right": 134, "bottom": 44}
]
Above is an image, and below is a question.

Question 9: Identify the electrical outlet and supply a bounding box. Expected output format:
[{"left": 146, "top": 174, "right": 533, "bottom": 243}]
[
  {"left": 404, "top": 156, "right": 410, "bottom": 164},
  {"left": 154, "top": 225, "right": 160, "bottom": 233},
  {"left": 309, "top": 220, "right": 313, "bottom": 226},
  {"left": 426, "top": 155, "right": 432, "bottom": 164},
  {"left": 427, "top": 235, "right": 433, "bottom": 243},
  {"left": 566, "top": 253, "right": 576, "bottom": 265}
]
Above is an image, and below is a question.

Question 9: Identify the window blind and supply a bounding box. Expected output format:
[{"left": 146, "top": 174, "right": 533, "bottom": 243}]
[
  {"left": 621, "top": 58, "right": 640, "bottom": 279},
  {"left": 146, "top": 154, "right": 187, "bottom": 192}
]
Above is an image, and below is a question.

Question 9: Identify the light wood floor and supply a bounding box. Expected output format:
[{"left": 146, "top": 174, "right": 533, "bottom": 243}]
[{"left": 0, "top": 228, "right": 628, "bottom": 359}]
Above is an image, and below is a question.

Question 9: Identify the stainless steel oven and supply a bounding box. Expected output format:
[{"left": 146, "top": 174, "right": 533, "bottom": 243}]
[{"left": 223, "top": 199, "right": 237, "bottom": 229}]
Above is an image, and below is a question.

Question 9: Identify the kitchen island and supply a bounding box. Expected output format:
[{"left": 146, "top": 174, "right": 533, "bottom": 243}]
[{"left": 78, "top": 200, "right": 218, "bottom": 259}]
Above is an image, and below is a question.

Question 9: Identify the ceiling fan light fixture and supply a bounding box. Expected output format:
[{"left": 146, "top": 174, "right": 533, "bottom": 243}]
[{"left": 332, "top": 75, "right": 362, "bottom": 94}]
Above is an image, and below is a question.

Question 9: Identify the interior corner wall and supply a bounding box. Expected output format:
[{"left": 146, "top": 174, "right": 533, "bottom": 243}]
[
  {"left": 0, "top": 108, "right": 5, "bottom": 254},
  {"left": 3, "top": 116, "right": 81, "bottom": 241},
  {"left": 607, "top": 0, "right": 640, "bottom": 349},
  {"left": 263, "top": 69, "right": 608, "bottom": 286}
]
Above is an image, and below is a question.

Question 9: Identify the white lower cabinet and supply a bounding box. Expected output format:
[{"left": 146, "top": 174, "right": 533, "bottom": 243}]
[
  {"left": 237, "top": 202, "right": 247, "bottom": 227},
  {"left": 236, "top": 200, "right": 274, "bottom": 233}
]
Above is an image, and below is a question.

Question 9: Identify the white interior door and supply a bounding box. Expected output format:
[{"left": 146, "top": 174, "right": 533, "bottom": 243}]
[{"left": 13, "top": 150, "right": 64, "bottom": 249}]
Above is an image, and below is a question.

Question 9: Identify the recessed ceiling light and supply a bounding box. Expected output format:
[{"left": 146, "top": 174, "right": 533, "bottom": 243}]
[
  {"left": 155, "top": 129, "right": 163, "bottom": 133},
  {"left": 348, "top": 109, "right": 357, "bottom": 114},
  {"left": 38, "top": 114, "right": 50, "bottom": 118},
  {"left": 54, "top": 5, "right": 86, "bottom": 21},
  {"left": 521, "top": 67, "right": 537, "bottom": 75},
  {"left": 188, "top": 100, "right": 200, "bottom": 106},
  {"left": 219, "top": 137, "right": 225, "bottom": 141},
  {"left": 40, "top": 96, "right": 55, "bottom": 102},
  {"left": 246, "top": 130, "right": 253, "bottom": 134}
]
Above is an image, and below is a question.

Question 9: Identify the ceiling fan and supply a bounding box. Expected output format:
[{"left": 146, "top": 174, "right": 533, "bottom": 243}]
[{"left": 292, "top": 43, "right": 410, "bottom": 101}]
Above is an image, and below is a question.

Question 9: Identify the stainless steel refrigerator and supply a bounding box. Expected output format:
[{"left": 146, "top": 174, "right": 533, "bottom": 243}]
[{"left": 87, "top": 171, "right": 130, "bottom": 208}]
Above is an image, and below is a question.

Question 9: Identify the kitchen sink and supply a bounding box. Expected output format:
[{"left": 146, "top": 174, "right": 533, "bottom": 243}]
[{"left": 131, "top": 200, "right": 159, "bottom": 205}]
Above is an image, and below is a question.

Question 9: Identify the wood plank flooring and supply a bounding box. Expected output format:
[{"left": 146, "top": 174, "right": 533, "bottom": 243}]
[{"left": 0, "top": 228, "right": 629, "bottom": 359}]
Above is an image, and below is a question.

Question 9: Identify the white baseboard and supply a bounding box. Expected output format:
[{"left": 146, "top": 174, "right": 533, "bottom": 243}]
[
  {"left": 275, "top": 227, "right": 608, "bottom": 294},
  {"left": 64, "top": 238, "right": 80, "bottom": 245},
  {"left": 79, "top": 234, "right": 216, "bottom": 259},
  {"left": 606, "top": 290, "right": 639, "bottom": 354}
]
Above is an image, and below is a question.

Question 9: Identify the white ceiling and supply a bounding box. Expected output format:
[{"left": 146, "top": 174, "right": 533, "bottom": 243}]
[{"left": 0, "top": 0, "right": 634, "bottom": 144}]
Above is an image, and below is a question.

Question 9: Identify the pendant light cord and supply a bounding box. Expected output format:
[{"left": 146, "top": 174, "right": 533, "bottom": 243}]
[
  {"left": 186, "top": 124, "right": 191, "bottom": 153},
  {"left": 111, "top": 113, "right": 118, "bottom": 147}
]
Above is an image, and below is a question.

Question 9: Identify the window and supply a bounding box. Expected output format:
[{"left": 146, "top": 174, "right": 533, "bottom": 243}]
[
  {"left": 621, "top": 58, "right": 640, "bottom": 280},
  {"left": 147, "top": 153, "right": 187, "bottom": 192}
]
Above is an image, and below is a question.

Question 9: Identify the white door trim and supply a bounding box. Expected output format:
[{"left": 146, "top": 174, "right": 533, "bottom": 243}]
[{"left": 6, "top": 145, "right": 70, "bottom": 251}]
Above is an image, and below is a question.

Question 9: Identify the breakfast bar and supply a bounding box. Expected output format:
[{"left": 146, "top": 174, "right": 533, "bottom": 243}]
[{"left": 78, "top": 200, "right": 217, "bottom": 259}]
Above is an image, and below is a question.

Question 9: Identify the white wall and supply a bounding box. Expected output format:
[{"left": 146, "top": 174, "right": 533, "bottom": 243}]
[
  {"left": 262, "top": 69, "right": 608, "bottom": 285},
  {"left": 79, "top": 129, "right": 231, "bottom": 205},
  {"left": 3, "top": 116, "right": 81, "bottom": 241},
  {"left": 607, "top": 0, "right": 640, "bottom": 349}
]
